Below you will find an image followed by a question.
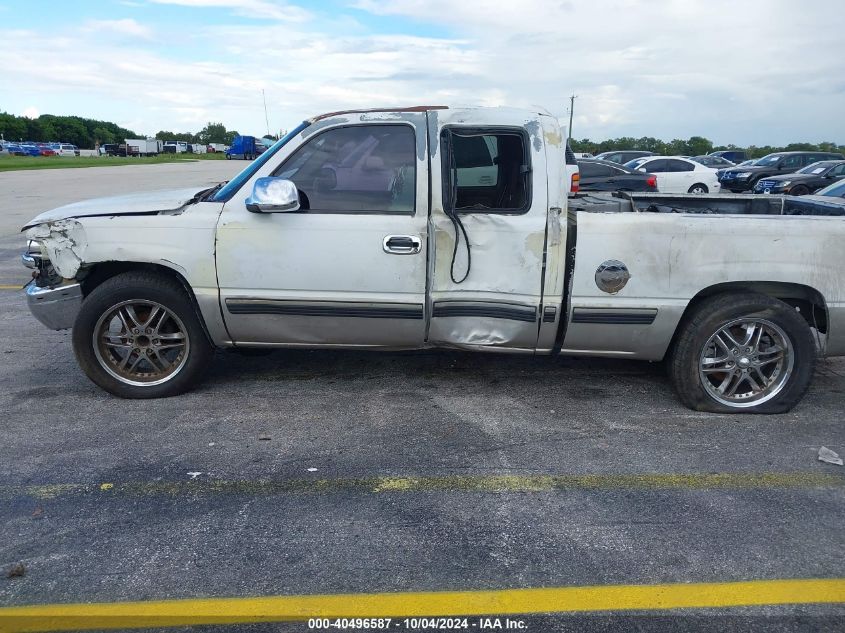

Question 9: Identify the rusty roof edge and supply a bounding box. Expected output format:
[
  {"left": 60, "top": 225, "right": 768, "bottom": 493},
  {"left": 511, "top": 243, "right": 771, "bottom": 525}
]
[{"left": 308, "top": 105, "right": 449, "bottom": 122}]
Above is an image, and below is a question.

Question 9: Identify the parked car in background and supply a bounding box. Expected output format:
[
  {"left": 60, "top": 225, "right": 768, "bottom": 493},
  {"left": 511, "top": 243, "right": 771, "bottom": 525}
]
[
  {"left": 710, "top": 150, "right": 747, "bottom": 163},
  {"left": 577, "top": 158, "right": 658, "bottom": 192},
  {"left": 50, "top": 143, "right": 80, "bottom": 157},
  {"left": 19, "top": 144, "right": 42, "bottom": 157},
  {"left": 719, "top": 151, "right": 845, "bottom": 192},
  {"left": 624, "top": 156, "right": 720, "bottom": 193},
  {"left": 811, "top": 178, "right": 845, "bottom": 200},
  {"left": 5, "top": 143, "right": 26, "bottom": 156},
  {"left": 716, "top": 159, "right": 756, "bottom": 181},
  {"left": 38, "top": 146, "right": 57, "bottom": 156},
  {"left": 594, "top": 150, "right": 655, "bottom": 164},
  {"left": 0, "top": 142, "right": 9, "bottom": 156},
  {"left": 573, "top": 152, "right": 593, "bottom": 159},
  {"left": 753, "top": 160, "right": 845, "bottom": 196},
  {"left": 692, "top": 155, "right": 735, "bottom": 168},
  {"left": 163, "top": 141, "right": 188, "bottom": 154}
]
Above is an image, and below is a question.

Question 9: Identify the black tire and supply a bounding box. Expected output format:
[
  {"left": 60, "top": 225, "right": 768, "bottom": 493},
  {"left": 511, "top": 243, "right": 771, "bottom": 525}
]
[
  {"left": 72, "top": 271, "right": 214, "bottom": 398},
  {"left": 669, "top": 292, "right": 816, "bottom": 413},
  {"left": 688, "top": 183, "right": 709, "bottom": 194},
  {"left": 790, "top": 185, "right": 810, "bottom": 196}
]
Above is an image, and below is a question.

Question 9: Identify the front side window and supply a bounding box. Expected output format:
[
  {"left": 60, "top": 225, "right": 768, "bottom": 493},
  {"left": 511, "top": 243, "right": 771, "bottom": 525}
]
[
  {"left": 442, "top": 129, "right": 530, "bottom": 213},
  {"left": 275, "top": 125, "right": 416, "bottom": 214},
  {"left": 829, "top": 164, "right": 845, "bottom": 177},
  {"left": 640, "top": 159, "right": 669, "bottom": 174}
]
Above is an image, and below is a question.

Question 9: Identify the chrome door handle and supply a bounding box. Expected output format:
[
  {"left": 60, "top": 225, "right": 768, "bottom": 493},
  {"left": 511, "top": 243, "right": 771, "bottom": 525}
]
[{"left": 383, "top": 235, "right": 421, "bottom": 254}]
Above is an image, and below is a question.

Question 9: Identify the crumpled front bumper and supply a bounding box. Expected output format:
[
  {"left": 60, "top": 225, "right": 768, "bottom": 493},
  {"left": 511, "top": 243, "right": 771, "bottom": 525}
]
[{"left": 26, "top": 282, "right": 82, "bottom": 330}]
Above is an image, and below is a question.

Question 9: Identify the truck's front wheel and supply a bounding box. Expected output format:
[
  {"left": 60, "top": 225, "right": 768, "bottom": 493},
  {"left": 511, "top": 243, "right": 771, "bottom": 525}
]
[
  {"left": 669, "top": 293, "right": 816, "bottom": 413},
  {"left": 72, "top": 271, "right": 213, "bottom": 398}
]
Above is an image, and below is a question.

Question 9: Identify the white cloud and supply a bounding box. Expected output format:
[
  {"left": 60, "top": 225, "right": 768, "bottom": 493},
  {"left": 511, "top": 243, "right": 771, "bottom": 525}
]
[
  {"left": 148, "top": 0, "right": 311, "bottom": 21},
  {"left": 0, "top": 0, "right": 842, "bottom": 145},
  {"left": 83, "top": 18, "right": 154, "bottom": 39}
]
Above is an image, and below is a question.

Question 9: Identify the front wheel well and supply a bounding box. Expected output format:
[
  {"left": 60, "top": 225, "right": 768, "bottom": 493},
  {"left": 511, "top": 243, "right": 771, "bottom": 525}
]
[{"left": 77, "top": 262, "right": 213, "bottom": 345}]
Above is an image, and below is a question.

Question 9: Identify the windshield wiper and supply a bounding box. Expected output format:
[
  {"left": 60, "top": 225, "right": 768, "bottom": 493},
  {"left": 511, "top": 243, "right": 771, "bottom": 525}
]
[{"left": 199, "top": 181, "right": 228, "bottom": 202}]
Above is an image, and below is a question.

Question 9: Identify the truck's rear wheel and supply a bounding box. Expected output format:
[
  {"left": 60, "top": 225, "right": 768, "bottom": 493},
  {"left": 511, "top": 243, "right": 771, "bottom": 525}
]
[
  {"left": 669, "top": 293, "right": 815, "bottom": 413},
  {"left": 72, "top": 271, "right": 213, "bottom": 398}
]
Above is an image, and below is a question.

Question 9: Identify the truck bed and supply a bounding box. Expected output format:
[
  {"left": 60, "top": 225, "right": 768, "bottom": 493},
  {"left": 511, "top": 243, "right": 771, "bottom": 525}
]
[
  {"left": 570, "top": 192, "right": 845, "bottom": 216},
  {"left": 560, "top": 191, "right": 845, "bottom": 361}
]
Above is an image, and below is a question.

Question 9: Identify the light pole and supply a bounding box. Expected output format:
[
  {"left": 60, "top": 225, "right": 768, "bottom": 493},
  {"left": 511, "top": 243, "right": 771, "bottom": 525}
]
[{"left": 262, "top": 89, "right": 271, "bottom": 138}]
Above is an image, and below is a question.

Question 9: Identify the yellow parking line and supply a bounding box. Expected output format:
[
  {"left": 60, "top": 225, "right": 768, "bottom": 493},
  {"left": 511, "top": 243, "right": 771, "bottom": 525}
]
[
  {"left": 0, "top": 578, "right": 843, "bottom": 632},
  {"left": 0, "top": 284, "right": 22, "bottom": 290},
  {"left": 5, "top": 472, "right": 843, "bottom": 501}
]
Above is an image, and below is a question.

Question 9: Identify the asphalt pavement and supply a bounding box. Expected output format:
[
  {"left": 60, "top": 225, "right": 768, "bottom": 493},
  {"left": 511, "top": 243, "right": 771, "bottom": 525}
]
[{"left": 0, "top": 162, "right": 843, "bottom": 631}]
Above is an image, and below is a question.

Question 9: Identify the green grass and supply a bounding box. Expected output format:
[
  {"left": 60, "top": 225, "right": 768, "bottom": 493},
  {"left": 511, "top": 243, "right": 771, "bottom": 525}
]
[{"left": 0, "top": 153, "right": 227, "bottom": 172}]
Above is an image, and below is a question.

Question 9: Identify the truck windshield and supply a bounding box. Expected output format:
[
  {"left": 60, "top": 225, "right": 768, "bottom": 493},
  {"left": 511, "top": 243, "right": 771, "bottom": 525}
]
[{"left": 211, "top": 121, "right": 311, "bottom": 202}]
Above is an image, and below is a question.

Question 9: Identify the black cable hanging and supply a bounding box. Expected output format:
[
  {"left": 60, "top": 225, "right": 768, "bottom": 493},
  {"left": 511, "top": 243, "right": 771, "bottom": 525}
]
[{"left": 445, "top": 131, "right": 471, "bottom": 284}]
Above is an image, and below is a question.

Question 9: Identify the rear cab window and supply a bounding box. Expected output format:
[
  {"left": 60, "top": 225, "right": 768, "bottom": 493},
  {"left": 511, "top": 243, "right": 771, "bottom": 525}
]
[{"left": 442, "top": 128, "right": 531, "bottom": 213}]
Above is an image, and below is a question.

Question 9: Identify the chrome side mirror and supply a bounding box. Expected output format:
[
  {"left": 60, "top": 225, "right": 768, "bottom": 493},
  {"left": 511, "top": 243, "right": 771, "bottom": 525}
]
[{"left": 245, "top": 177, "right": 300, "bottom": 213}]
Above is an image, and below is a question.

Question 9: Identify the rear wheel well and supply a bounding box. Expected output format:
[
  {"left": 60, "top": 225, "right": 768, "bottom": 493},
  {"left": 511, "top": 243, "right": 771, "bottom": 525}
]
[
  {"left": 666, "top": 282, "right": 828, "bottom": 359},
  {"left": 78, "top": 262, "right": 214, "bottom": 345}
]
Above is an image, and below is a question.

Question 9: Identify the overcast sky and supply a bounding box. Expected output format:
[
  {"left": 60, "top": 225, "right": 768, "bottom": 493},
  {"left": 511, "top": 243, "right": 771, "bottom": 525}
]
[{"left": 1, "top": 0, "right": 843, "bottom": 145}]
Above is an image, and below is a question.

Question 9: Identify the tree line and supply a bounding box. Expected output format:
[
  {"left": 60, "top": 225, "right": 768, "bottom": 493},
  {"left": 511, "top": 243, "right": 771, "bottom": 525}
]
[
  {"left": 0, "top": 112, "right": 244, "bottom": 148},
  {"left": 2, "top": 111, "right": 840, "bottom": 157},
  {"left": 569, "top": 135, "right": 845, "bottom": 159}
]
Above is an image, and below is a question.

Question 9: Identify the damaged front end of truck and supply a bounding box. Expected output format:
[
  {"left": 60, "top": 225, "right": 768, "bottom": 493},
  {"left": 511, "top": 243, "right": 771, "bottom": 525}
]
[{"left": 22, "top": 219, "right": 87, "bottom": 330}]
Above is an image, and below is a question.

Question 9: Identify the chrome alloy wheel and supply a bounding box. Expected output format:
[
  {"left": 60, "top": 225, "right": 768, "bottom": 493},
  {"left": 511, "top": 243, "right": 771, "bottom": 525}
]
[
  {"left": 698, "top": 318, "right": 794, "bottom": 408},
  {"left": 93, "top": 300, "right": 190, "bottom": 387}
]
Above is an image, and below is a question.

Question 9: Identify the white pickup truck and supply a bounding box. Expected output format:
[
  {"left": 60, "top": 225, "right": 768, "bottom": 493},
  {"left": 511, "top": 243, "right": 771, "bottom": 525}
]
[{"left": 21, "top": 105, "right": 845, "bottom": 413}]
